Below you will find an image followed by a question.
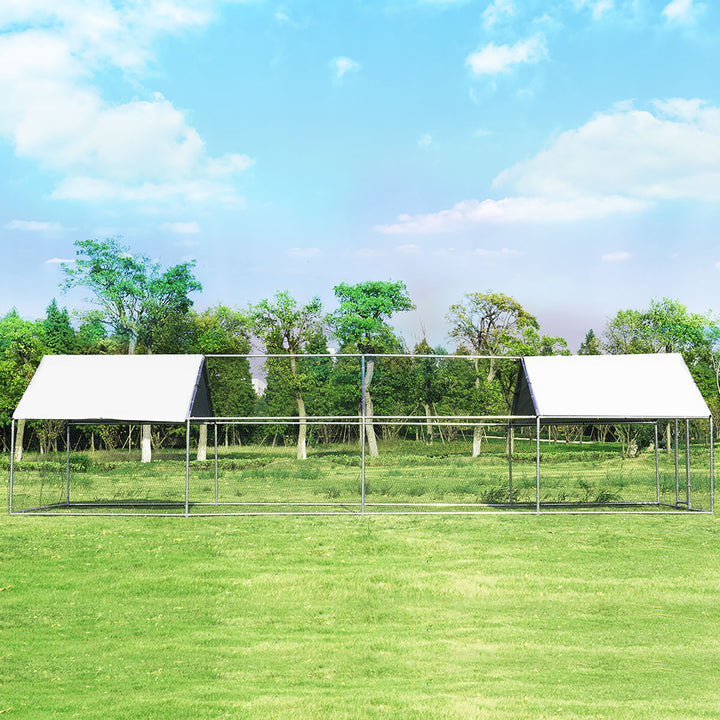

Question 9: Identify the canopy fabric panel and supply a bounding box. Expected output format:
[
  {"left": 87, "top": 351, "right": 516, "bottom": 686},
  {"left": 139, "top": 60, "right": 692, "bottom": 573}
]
[
  {"left": 513, "top": 353, "right": 710, "bottom": 422},
  {"left": 13, "top": 354, "right": 212, "bottom": 423}
]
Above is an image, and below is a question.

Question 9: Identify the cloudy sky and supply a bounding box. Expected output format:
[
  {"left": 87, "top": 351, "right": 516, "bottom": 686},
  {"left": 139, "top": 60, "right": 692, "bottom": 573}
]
[{"left": 1, "top": 0, "right": 719, "bottom": 351}]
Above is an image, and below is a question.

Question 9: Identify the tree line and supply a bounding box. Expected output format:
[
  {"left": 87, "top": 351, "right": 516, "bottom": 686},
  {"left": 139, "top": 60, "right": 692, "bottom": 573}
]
[{"left": 2, "top": 238, "right": 719, "bottom": 460}]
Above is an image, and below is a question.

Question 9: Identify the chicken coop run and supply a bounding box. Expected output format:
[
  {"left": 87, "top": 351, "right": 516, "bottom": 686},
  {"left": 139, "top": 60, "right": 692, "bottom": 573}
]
[{"left": 8, "top": 352, "right": 714, "bottom": 515}]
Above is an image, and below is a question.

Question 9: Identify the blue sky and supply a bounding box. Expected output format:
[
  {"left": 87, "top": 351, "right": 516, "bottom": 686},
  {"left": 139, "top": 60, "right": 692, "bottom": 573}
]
[{"left": 1, "top": 0, "right": 719, "bottom": 351}]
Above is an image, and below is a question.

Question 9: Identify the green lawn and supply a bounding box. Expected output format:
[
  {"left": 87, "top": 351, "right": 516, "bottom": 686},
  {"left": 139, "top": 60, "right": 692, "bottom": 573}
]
[{"left": 1, "top": 471, "right": 719, "bottom": 718}]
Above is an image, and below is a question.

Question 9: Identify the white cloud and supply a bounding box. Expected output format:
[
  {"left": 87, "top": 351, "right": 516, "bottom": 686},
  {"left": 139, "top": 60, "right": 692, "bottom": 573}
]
[
  {"left": 52, "top": 176, "right": 246, "bottom": 206},
  {"left": 418, "top": 133, "right": 433, "bottom": 147},
  {"left": 45, "top": 257, "right": 75, "bottom": 264},
  {"left": 662, "top": 0, "right": 701, "bottom": 24},
  {"left": 163, "top": 221, "right": 201, "bottom": 234},
  {"left": 602, "top": 251, "right": 632, "bottom": 262},
  {"left": 377, "top": 99, "right": 720, "bottom": 234},
  {"left": 205, "top": 154, "right": 255, "bottom": 177},
  {"left": 376, "top": 196, "right": 647, "bottom": 234},
  {"left": 482, "top": 0, "right": 514, "bottom": 30},
  {"left": 466, "top": 35, "right": 547, "bottom": 76},
  {"left": 330, "top": 56, "right": 361, "bottom": 80},
  {"left": 6, "top": 219, "right": 63, "bottom": 231},
  {"left": 0, "top": 3, "right": 254, "bottom": 206},
  {"left": 495, "top": 100, "right": 720, "bottom": 201}
]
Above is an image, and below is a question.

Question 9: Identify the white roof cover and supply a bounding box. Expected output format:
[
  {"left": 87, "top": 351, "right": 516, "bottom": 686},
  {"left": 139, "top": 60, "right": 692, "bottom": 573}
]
[
  {"left": 14, "top": 354, "right": 208, "bottom": 423},
  {"left": 521, "top": 353, "right": 710, "bottom": 420}
]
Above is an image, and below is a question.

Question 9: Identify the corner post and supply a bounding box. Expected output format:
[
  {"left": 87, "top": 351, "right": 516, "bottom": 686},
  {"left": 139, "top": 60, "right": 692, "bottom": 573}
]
[
  {"left": 66, "top": 423, "right": 71, "bottom": 506},
  {"left": 9, "top": 418, "right": 15, "bottom": 514},
  {"left": 185, "top": 420, "right": 190, "bottom": 517},
  {"left": 654, "top": 423, "right": 660, "bottom": 506},
  {"left": 361, "top": 354, "right": 366, "bottom": 515},
  {"left": 710, "top": 415, "right": 714, "bottom": 515},
  {"left": 507, "top": 424, "right": 513, "bottom": 505},
  {"left": 674, "top": 419, "right": 680, "bottom": 506},
  {"left": 685, "top": 419, "right": 691, "bottom": 509},
  {"left": 214, "top": 422, "right": 219, "bottom": 505},
  {"left": 536, "top": 417, "right": 541, "bottom": 515},
  {"left": 508, "top": 423, "right": 515, "bottom": 505}
]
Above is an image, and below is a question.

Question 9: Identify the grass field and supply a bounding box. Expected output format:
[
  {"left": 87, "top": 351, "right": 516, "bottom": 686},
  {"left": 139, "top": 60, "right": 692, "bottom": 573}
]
[{"left": 2, "top": 451, "right": 720, "bottom": 719}]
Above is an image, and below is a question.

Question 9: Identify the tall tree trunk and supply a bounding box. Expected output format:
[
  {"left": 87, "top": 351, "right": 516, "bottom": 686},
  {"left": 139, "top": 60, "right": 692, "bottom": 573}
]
[
  {"left": 472, "top": 424, "right": 483, "bottom": 457},
  {"left": 472, "top": 358, "right": 482, "bottom": 457},
  {"left": 296, "top": 395, "right": 307, "bottom": 460},
  {"left": 487, "top": 356, "right": 496, "bottom": 383},
  {"left": 364, "top": 358, "right": 379, "bottom": 458},
  {"left": 128, "top": 334, "right": 153, "bottom": 463},
  {"left": 423, "top": 402, "right": 434, "bottom": 442},
  {"left": 197, "top": 423, "right": 208, "bottom": 461},
  {"left": 141, "top": 424, "right": 152, "bottom": 463},
  {"left": 14, "top": 419, "right": 25, "bottom": 463},
  {"left": 289, "top": 355, "right": 307, "bottom": 460}
]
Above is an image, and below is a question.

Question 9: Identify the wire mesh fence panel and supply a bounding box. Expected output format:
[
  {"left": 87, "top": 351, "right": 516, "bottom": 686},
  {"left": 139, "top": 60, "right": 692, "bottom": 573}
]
[
  {"left": 188, "top": 423, "right": 363, "bottom": 514},
  {"left": 528, "top": 421, "right": 713, "bottom": 512},
  {"left": 362, "top": 426, "right": 512, "bottom": 511},
  {"left": 10, "top": 424, "right": 189, "bottom": 514}
]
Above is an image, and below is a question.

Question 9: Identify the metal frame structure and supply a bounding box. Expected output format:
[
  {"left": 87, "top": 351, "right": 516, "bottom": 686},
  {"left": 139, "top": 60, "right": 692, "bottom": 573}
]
[{"left": 8, "top": 353, "right": 715, "bottom": 516}]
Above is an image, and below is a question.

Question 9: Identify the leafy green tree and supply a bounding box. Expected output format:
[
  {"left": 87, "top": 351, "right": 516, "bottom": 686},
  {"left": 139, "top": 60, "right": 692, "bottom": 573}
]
[
  {"left": 602, "top": 298, "right": 718, "bottom": 451},
  {"left": 297, "top": 330, "right": 337, "bottom": 445},
  {"left": 182, "top": 306, "right": 256, "bottom": 458},
  {"left": 42, "top": 299, "right": 75, "bottom": 354},
  {"left": 330, "top": 280, "right": 415, "bottom": 457},
  {"left": 602, "top": 309, "right": 651, "bottom": 355},
  {"left": 249, "top": 291, "right": 325, "bottom": 459},
  {"left": 446, "top": 292, "right": 538, "bottom": 455},
  {"left": 447, "top": 292, "right": 537, "bottom": 379},
  {"left": 602, "top": 299, "right": 714, "bottom": 362},
  {"left": 578, "top": 329, "right": 602, "bottom": 355},
  {"left": 0, "top": 310, "right": 44, "bottom": 460},
  {"left": 411, "top": 340, "right": 447, "bottom": 442},
  {"left": 645, "top": 298, "right": 714, "bottom": 362},
  {"left": 75, "top": 312, "right": 112, "bottom": 354},
  {"left": 61, "top": 237, "right": 202, "bottom": 461},
  {"left": 434, "top": 345, "right": 479, "bottom": 419},
  {"left": 61, "top": 237, "right": 201, "bottom": 355}
]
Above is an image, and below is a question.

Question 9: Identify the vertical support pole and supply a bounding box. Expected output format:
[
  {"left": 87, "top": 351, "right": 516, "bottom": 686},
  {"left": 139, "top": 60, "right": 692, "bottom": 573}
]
[
  {"left": 686, "top": 419, "right": 691, "bottom": 509},
  {"left": 9, "top": 418, "right": 15, "bottom": 514},
  {"left": 710, "top": 415, "right": 714, "bottom": 515},
  {"left": 507, "top": 424, "right": 513, "bottom": 505},
  {"left": 66, "top": 422, "right": 71, "bottom": 506},
  {"left": 674, "top": 419, "right": 680, "bottom": 505},
  {"left": 536, "top": 417, "right": 541, "bottom": 515},
  {"left": 185, "top": 420, "right": 190, "bottom": 517},
  {"left": 654, "top": 423, "right": 660, "bottom": 506},
  {"left": 361, "top": 354, "right": 366, "bottom": 514},
  {"left": 214, "top": 422, "right": 219, "bottom": 505}
]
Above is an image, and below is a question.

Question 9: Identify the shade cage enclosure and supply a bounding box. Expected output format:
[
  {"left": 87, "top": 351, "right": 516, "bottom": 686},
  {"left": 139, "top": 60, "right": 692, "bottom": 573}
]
[{"left": 8, "top": 352, "right": 714, "bottom": 516}]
